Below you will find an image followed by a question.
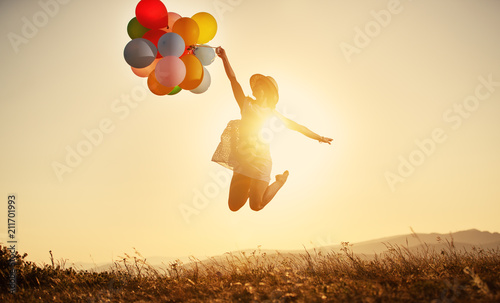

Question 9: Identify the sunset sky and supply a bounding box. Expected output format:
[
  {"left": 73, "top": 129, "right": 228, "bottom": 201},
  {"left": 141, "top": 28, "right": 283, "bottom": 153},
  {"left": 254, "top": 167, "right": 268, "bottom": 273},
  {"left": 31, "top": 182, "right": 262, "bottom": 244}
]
[{"left": 1, "top": 0, "right": 499, "bottom": 265}]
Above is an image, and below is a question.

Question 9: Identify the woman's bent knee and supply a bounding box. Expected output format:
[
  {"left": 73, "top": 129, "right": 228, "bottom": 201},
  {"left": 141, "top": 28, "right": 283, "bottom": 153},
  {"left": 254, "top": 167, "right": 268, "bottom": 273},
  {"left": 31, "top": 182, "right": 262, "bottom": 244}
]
[
  {"left": 249, "top": 199, "right": 263, "bottom": 211},
  {"left": 229, "top": 203, "right": 243, "bottom": 212}
]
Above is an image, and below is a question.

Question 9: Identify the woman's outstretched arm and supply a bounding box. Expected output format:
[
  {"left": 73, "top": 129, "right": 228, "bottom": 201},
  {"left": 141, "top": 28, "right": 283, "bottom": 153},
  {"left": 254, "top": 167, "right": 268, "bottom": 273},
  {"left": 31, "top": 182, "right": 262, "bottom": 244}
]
[
  {"left": 275, "top": 111, "right": 333, "bottom": 144},
  {"left": 216, "top": 47, "right": 245, "bottom": 109}
]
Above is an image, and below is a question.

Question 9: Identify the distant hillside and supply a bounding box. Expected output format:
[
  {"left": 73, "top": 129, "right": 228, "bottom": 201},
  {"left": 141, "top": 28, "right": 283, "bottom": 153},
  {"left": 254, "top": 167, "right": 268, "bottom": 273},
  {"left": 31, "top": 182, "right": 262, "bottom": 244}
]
[
  {"left": 310, "top": 229, "right": 500, "bottom": 256},
  {"left": 72, "top": 229, "right": 500, "bottom": 271}
]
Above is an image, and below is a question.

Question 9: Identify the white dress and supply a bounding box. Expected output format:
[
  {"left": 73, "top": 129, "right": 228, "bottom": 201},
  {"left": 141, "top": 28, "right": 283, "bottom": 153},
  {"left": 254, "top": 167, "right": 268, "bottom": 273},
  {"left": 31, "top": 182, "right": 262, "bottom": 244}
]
[{"left": 212, "top": 98, "right": 274, "bottom": 182}]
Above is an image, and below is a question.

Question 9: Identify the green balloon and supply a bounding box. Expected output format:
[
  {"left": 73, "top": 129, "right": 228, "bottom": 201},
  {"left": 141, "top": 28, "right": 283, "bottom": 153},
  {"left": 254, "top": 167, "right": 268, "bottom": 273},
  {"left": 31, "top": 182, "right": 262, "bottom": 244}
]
[
  {"left": 127, "top": 17, "right": 149, "bottom": 39},
  {"left": 168, "top": 86, "right": 182, "bottom": 95}
]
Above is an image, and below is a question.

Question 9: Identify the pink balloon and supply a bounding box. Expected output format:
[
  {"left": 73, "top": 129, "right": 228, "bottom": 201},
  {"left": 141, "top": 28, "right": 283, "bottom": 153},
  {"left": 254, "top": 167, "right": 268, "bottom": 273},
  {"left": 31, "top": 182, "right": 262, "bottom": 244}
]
[
  {"left": 160, "top": 12, "right": 182, "bottom": 33},
  {"left": 167, "top": 12, "right": 182, "bottom": 31},
  {"left": 155, "top": 56, "right": 186, "bottom": 87}
]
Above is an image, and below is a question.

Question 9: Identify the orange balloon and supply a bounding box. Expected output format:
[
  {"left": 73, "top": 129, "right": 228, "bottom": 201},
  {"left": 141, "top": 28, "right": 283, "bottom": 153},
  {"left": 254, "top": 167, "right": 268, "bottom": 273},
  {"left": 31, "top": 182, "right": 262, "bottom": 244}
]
[
  {"left": 179, "top": 54, "right": 203, "bottom": 90},
  {"left": 147, "top": 69, "right": 174, "bottom": 96},
  {"left": 172, "top": 17, "right": 199, "bottom": 47},
  {"left": 132, "top": 58, "right": 159, "bottom": 77}
]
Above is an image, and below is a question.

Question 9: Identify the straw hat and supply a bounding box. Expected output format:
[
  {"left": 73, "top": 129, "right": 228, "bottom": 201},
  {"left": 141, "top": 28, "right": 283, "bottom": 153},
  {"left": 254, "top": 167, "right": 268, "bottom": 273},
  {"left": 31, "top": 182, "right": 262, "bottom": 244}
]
[{"left": 250, "top": 74, "right": 279, "bottom": 99}]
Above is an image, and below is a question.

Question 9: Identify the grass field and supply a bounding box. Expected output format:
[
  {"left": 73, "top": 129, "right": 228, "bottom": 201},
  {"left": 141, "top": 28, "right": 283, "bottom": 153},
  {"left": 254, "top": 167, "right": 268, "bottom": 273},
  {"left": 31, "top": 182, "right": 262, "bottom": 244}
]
[{"left": 1, "top": 240, "right": 499, "bottom": 302}]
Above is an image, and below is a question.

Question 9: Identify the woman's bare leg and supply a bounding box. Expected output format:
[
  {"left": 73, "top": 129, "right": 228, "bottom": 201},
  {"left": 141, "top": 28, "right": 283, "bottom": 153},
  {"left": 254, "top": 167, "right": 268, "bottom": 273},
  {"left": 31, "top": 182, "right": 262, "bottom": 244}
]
[
  {"left": 249, "top": 170, "right": 289, "bottom": 211},
  {"left": 228, "top": 172, "right": 252, "bottom": 212}
]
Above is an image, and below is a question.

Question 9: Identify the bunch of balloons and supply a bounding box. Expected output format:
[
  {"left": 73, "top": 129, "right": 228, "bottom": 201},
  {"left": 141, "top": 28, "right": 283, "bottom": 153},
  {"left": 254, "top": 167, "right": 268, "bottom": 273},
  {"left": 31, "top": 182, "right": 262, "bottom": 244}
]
[{"left": 123, "top": 0, "right": 218, "bottom": 96}]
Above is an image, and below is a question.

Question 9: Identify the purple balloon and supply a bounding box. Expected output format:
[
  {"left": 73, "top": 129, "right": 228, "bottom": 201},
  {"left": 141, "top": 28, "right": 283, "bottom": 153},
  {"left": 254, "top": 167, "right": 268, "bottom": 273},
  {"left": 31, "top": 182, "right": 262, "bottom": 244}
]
[
  {"left": 123, "top": 38, "right": 157, "bottom": 68},
  {"left": 158, "top": 32, "right": 185, "bottom": 57}
]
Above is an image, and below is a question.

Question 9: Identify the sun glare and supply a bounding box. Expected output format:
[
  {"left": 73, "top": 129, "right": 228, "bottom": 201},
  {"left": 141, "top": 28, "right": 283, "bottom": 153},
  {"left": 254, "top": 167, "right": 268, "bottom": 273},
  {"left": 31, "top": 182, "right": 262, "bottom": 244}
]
[{"left": 271, "top": 81, "right": 339, "bottom": 176}]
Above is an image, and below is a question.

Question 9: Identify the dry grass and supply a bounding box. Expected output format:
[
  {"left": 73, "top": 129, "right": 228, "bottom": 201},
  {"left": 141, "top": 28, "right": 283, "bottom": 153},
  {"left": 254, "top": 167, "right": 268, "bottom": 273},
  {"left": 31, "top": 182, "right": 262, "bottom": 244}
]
[{"left": 1, "top": 240, "right": 499, "bottom": 302}]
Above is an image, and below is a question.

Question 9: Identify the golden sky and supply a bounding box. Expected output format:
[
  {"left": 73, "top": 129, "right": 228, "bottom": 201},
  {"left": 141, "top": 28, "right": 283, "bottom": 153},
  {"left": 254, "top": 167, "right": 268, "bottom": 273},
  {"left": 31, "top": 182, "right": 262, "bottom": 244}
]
[{"left": 1, "top": 0, "right": 500, "bottom": 265}]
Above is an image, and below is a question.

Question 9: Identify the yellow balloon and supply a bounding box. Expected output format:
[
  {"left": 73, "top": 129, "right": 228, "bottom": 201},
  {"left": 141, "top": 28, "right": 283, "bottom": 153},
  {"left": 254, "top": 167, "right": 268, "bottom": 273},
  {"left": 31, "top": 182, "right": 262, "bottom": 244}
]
[{"left": 191, "top": 12, "right": 217, "bottom": 44}]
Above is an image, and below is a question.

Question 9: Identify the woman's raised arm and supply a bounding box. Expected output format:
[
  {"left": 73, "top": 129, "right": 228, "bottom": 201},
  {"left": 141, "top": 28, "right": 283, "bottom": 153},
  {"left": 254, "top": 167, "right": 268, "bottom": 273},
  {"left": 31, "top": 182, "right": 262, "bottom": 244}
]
[
  {"left": 275, "top": 111, "right": 333, "bottom": 144},
  {"left": 216, "top": 47, "right": 245, "bottom": 109}
]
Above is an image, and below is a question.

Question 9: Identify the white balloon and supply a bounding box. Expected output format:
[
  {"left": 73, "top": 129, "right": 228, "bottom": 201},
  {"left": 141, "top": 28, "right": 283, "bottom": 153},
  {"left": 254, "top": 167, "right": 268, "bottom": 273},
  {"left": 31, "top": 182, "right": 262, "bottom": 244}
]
[
  {"left": 193, "top": 46, "right": 216, "bottom": 66},
  {"left": 190, "top": 67, "right": 211, "bottom": 94}
]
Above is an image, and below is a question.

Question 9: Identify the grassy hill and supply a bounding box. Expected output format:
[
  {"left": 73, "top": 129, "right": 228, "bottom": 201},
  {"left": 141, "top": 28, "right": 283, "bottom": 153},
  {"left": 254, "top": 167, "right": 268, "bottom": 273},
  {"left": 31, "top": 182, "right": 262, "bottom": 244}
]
[{"left": 1, "top": 230, "right": 499, "bottom": 302}]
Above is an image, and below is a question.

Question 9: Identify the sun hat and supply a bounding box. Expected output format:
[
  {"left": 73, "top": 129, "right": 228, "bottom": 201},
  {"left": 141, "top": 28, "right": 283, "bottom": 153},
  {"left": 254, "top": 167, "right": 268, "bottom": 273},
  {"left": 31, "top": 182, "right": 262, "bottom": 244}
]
[{"left": 250, "top": 74, "right": 279, "bottom": 98}]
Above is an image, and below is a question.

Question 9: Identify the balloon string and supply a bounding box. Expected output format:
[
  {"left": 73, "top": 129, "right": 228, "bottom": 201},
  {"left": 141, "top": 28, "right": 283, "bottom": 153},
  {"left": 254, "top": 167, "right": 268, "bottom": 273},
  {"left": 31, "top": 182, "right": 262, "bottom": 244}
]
[{"left": 192, "top": 44, "right": 220, "bottom": 49}]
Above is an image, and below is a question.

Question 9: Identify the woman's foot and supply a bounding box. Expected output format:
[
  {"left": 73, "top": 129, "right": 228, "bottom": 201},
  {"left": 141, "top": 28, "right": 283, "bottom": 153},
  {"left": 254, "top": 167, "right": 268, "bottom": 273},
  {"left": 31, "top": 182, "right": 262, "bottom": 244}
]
[
  {"left": 260, "top": 171, "right": 289, "bottom": 208},
  {"left": 276, "top": 170, "right": 289, "bottom": 184}
]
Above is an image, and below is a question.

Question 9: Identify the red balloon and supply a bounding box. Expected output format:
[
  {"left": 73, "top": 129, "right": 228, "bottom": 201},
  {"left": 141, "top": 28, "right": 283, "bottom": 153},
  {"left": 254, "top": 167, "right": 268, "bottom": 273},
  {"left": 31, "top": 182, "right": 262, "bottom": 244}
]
[
  {"left": 143, "top": 29, "right": 167, "bottom": 58},
  {"left": 135, "top": 0, "right": 168, "bottom": 30},
  {"left": 180, "top": 46, "right": 194, "bottom": 57}
]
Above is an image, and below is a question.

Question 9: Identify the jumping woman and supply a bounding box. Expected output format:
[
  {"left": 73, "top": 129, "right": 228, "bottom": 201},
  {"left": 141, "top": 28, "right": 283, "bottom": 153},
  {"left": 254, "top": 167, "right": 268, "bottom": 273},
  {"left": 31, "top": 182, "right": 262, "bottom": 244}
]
[{"left": 212, "top": 47, "right": 333, "bottom": 212}]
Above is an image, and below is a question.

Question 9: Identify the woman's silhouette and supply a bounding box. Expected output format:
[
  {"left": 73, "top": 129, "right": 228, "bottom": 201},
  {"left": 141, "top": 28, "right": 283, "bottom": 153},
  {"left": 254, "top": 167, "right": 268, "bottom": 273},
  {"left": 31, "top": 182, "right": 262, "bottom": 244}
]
[{"left": 212, "top": 47, "right": 332, "bottom": 212}]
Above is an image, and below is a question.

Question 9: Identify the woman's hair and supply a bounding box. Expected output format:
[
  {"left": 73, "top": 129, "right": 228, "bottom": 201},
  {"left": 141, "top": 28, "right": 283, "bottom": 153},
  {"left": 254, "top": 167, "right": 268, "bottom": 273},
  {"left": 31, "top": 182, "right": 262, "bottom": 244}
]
[{"left": 254, "top": 79, "right": 279, "bottom": 108}]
